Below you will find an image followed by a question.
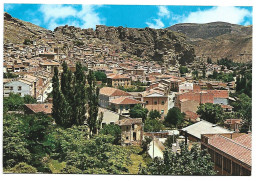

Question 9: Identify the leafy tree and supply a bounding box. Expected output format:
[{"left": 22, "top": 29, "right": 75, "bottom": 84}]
[
  {"left": 24, "top": 95, "right": 37, "bottom": 104},
  {"left": 163, "top": 135, "right": 178, "bottom": 148},
  {"left": 129, "top": 104, "right": 148, "bottom": 122},
  {"left": 23, "top": 39, "right": 32, "bottom": 45},
  {"left": 139, "top": 143, "right": 216, "bottom": 175},
  {"left": 164, "top": 107, "right": 185, "bottom": 128},
  {"left": 197, "top": 103, "right": 224, "bottom": 124},
  {"left": 202, "top": 65, "right": 206, "bottom": 78},
  {"left": 94, "top": 71, "right": 107, "bottom": 83},
  {"left": 144, "top": 119, "right": 164, "bottom": 132},
  {"left": 8, "top": 162, "right": 37, "bottom": 173},
  {"left": 100, "top": 124, "right": 122, "bottom": 145},
  {"left": 140, "top": 136, "right": 152, "bottom": 154},
  {"left": 179, "top": 66, "right": 188, "bottom": 75},
  {"left": 231, "top": 93, "right": 252, "bottom": 132},
  {"left": 86, "top": 70, "right": 100, "bottom": 136},
  {"left": 148, "top": 110, "right": 161, "bottom": 120},
  {"left": 3, "top": 114, "right": 31, "bottom": 168},
  {"left": 3, "top": 72, "right": 19, "bottom": 78},
  {"left": 3, "top": 93, "right": 25, "bottom": 111}
]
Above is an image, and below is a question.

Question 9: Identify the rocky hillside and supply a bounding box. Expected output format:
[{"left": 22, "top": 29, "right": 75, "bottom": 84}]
[
  {"left": 54, "top": 25, "right": 195, "bottom": 65},
  {"left": 4, "top": 12, "right": 49, "bottom": 44},
  {"left": 167, "top": 22, "right": 252, "bottom": 62}
]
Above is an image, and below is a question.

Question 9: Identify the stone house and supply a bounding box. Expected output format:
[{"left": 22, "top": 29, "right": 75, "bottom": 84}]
[
  {"left": 141, "top": 89, "right": 168, "bottom": 116},
  {"left": 99, "top": 87, "right": 133, "bottom": 108},
  {"left": 109, "top": 97, "right": 144, "bottom": 116},
  {"left": 107, "top": 74, "right": 131, "bottom": 88},
  {"left": 116, "top": 118, "right": 143, "bottom": 146}
]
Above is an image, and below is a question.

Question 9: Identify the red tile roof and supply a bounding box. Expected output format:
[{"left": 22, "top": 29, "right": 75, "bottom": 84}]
[
  {"left": 207, "top": 134, "right": 251, "bottom": 166},
  {"left": 25, "top": 103, "right": 53, "bottom": 114},
  {"left": 109, "top": 97, "right": 143, "bottom": 105},
  {"left": 100, "top": 87, "right": 132, "bottom": 97}
]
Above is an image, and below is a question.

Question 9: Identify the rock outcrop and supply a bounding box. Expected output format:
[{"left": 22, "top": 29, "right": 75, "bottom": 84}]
[{"left": 167, "top": 22, "right": 252, "bottom": 62}]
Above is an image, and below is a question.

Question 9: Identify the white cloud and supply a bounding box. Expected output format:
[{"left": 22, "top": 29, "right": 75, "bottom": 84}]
[
  {"left": 146, "top": 19, "right": 164, "bottom": 29},
  {"left": 175, "top": 6, "right": 252, "bottom": 25},
  {"left": 77, "top": 5, "right": 103, "bottom": 29},
  {"left": 40, "top": 4, "right": 77, "bottom": 23},
  {"left": 158, "top": 6, "right": 170, "bottom": 18},
  {"left": 39, "top": 4, "right": 104, "bottom": 30}
]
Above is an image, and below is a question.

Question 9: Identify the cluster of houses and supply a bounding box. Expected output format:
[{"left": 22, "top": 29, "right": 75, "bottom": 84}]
[{"left": 3, "top": 29, "right": 251, "bottom": 176}]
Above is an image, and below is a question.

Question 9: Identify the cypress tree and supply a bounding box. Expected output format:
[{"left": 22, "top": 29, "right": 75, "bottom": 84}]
[
  {"left": 73, "top": 62, "right": 87, "bottom": 126},
  {"left": 52, "top": 67, "right": 62, "bottom": 125},
  {"left": 86, "top": 70, "right": 100, "bottom": 136}
]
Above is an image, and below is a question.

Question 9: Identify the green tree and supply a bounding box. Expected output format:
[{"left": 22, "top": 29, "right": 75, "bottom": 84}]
[
  {"left": 3, "top": 114, "right": 31, "bottom": 168},
  {"left": 179, "top": 66, "right": 188, "bottom": 75},
  {"left": 148, "top": 110, "right": 161, "bottom": 120},
  {"left": 144, "top": 119, "right": 164, "bottom": 132},
  {"left": 52, "top": 66, "right": 62, "bottom": 126},
  {"left": 129, "top": 104, "right": 148, "bottom": 122},
  {"left": 197, "top": 103, "right": 224, "bottom": 124},
  {"left": 164, "top": 107, "right": 185, "bottom": 128},
  {"left": 94, "top": 71, "right": 107, "bottom": 83},
  {"left": 207, "top": 57, "right": 212, "bottom": 64},
  {"left": 231, "top": 93, "right": 252, "bottom": 132},
  {"left": 73, "top": 62, "right": 87, "bottom": 126},
  {"left": 99, "top": 124, "right": 122, "bottom": 145},
  {"left": 24, "top": 95, "right": 37, "bottom": 104},
  {"left": 140, "top": 136, "right": 152, "bottom": 154},
  {"left": 3, "top": 93, "right": 25, "bottom": 111},
  {"left": 86, "top": 70, "right": 100, "bottom": 136},
  {"left": 139, "top": 143, "right": 216, "bottom": 175},
  {"left": 8, "top": 162, "right": 37, "bottom": 173}
]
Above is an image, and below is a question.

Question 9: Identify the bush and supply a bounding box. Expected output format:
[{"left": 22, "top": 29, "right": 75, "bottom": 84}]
[{"left": 9, "top": 162, "right": 37, "bottom": 173}]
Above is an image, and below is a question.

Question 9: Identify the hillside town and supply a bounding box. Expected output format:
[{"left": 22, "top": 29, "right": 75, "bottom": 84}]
[{"left": 3, "top": 11, "right": 252, "bottom": 176}]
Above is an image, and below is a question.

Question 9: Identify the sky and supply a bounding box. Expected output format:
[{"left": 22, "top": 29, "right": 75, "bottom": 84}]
[{"left": 4, "top": 4, "right": 253, "bottom": 31}]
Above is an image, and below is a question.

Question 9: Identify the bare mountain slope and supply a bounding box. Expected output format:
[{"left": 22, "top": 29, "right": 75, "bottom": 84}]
[{"left": 167, "top": 22, "right": 252, "bottom": 62}]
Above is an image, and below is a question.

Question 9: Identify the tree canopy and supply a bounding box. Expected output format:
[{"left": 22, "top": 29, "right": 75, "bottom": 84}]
[
  {"left": 139, "top": 143, "right": 216, "bottom": 175},
  {"left": 129, "top": 104, "right": 148, "bottom": 122},
  {"left": 197, "top": 103, "right": 224, "bottom": 124},
  {"left": 164, "top": 107, "right": 185, "bottom": 128}
]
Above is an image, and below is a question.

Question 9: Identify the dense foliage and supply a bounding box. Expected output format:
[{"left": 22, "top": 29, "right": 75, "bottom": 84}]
[
  {"left": 99, "top": 124, "right": 122, "bottom": 145},
  {"left": 179, "top": 66, "right": 188, "bottom": 75},
  {"left": 3, "top": 72, "right": 19, "bottom": 78},
  {"left": 139, "top": 143, "right": 216, "bottom": 175},
  {"left": 144, "top": 119, "right": 164, "bottom": 132},
  {"left": 3, "top": 93, "right": 37, "bottom": 112},
  {"left": 94, "top": 71, "right": 107, "bottom": 83},
  {"left": 197, "top": 103, "right": 224, "bottom": 124},
  {"left": 129, "top": 104, "right": 148, "bottom": 122},
  {"left": 164, "top": 107, "right": 185, "bottom": 128}
]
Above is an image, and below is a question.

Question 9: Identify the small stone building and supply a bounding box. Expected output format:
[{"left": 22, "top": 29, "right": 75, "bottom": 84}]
[{"left": 116, "top": 118, "right": 143, "bottom": 146}]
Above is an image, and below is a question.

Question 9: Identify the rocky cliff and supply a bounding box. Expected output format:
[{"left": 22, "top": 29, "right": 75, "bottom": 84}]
[
  {"left": 167, "top": 22, "right": 252, "bottom": 62},
  {"left": 54, "top": 25, "right": 195, "bottom": 65},
  {"left": 4, "top": 12, "right": 49, "bottom": 44}
]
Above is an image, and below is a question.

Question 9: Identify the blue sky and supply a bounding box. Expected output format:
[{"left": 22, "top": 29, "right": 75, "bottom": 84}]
[{"left": 4, "top": 4, "right": 253, "bottom": 30}]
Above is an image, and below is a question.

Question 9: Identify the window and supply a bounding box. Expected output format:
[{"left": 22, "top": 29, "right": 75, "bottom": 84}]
[
  {"left": 132, "top": 124, "right": 135, "bottom": 129},
  {"left": 215, "top": 152, "right": 222, "bottom": 167},
  {"left": 126, "top": 136, "right": 129, "bottom": 140},
  {"left": 232, "top": 162, "right": 240, "bottom": 176},
  {"left": 154, "top": 101, "right": 157, "bottom": 105},
  {"left": 110, "top": 122, "right": 114, "bottom": 125},
  {"left": 102, "top": 123, "right": 106, "bottom": 128},
  {"left": 146, "top": 101, "right": 149, "bottom": 104},
  {"left": 161, "top": 110, "right": 164, "bottom": 114},
  {"left": 223, "top": 157, "right": 231, "bottom": 173},
  {"left": 10, "top": 86, "right": 13, "bottom": 90},
  {"left": 208, "top": 148, "right": 214, "bottom": 162},
  {"left": 18, "top": 86, "right": 22, "bottom": 91},
  {"left": 161, "top": 101, "right": 165, "bottom": 105}
]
